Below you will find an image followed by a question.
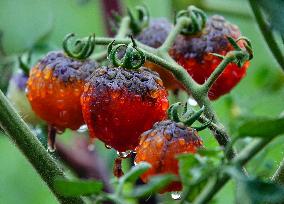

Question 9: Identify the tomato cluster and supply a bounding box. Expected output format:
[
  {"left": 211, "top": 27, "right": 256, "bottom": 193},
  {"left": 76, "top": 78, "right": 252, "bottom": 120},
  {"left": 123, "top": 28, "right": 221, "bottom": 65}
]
[{"left": 24, "top": 7, "right": 250, "bottom": 194}]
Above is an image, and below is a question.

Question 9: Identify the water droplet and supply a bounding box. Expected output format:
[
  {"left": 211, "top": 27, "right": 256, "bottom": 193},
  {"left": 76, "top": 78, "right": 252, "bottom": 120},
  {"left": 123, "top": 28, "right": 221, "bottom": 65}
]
[
  {"left": 56, "top": 129, "right": 64, "bottom": 134},
  {"left": 187, "top": 98, "right": 197, "bottom": 106},
  {"left": 171, "top": 192, "right": 181, "bottom": 200},
  {"left": 105, "top": 144, "right": 112, "bottom": 149},
  {"left": 156, "top": 79, "right": 163, "bottom": 86},
  {"left": 178, "top": 138, "right": 186, "bottom": 145},
  {"left": 59, "top": 110, "right": 68, "bottom": 119},
  {"left": 117, "top": 150, "right": 132, "bottom": 158},
  {"left": 44, "top": 69, "right": 52, "bottom": 79},
  {"left": 47, "top": 145, "right": 56, "bottom": 153},
  {"left": 88, "top": 144, "right": 95, "bottom": 151},
  {"left": 59, "top": 89, "right": 65, "bottom": 97},
  {"left": 47, "top": 84, "right": 53, "bottom": 94},
  {"left": 156, "top": 141, "right": 163, "bottom": 148},
  {"left": 150, "top": 90, "right": 158, "bottom": 98},
  {"left": 134, "top": 161, "right": 137, "bottom": 166},
  {"left": 77, "top": 124, "right": 88, "bottom": 133},
  {"left": 84, "top": 83, "right": 90, "bottom": 92},
  {"left": 110, "top": 90, "right": 120, "bottom": 99},
  {"left": 161, "top": 99, "right": 169, "bottom": 111},
  {"left": 74, "top": 88, "right": 81, "bottom": 96},
  {"left": 165, "top": 134, "right": 172, "bottom": 141}
]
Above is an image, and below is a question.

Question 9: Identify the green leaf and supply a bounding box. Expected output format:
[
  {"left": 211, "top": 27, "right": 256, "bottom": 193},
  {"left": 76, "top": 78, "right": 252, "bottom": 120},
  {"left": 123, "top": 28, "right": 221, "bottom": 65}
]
[
  {"left": 119, "top": 162, "right": 151, "bottom": 184},
  {"left": 54, "top": 178, "right": 103, "bottom": 197},
  {"left": 237, "top": 117, "right": 284, "bottom": 138},
  {"left": 239, "top": 179, "right": 284, "bottom": 203},
  {"left": 225, "top": 166, "right": 284, "bottom": 203},
  {"left": 197, "top": 148, "right": 224, "bottom": 158},
  {"left": 130, "top": 174, "right": 176, "bottom": 198},
  {"left": 178, "top": 153, "right": 219, "bottom": 202},
  {"left": 178, "top": 153, "right": 218, "bottom": 185},
  {"left": 224, "top": 165, "right": 246, "bottom": 181},
  {"left": 178, "top": 153, "right": 201, "bottom": 186},
  {"left": 258, "top": 0, "right": 284, "bottom": 34}
]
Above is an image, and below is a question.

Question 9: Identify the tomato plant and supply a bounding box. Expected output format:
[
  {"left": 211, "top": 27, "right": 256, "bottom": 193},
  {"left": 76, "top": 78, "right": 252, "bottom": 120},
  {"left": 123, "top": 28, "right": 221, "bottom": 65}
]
[{"left": 0, "top": 1, "right": 284, "bottom": 204}]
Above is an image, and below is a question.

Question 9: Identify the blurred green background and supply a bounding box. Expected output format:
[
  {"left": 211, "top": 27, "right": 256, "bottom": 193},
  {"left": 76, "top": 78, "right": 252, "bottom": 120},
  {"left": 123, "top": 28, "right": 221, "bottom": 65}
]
[{"left": 0, "top": 0, "right": 284, "bottom": 203}]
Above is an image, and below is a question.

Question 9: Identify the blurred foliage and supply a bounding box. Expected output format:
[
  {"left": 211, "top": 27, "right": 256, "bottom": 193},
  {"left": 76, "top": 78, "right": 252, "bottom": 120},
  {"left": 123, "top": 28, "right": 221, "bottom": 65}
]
[
  {"left": 226, "top": 166, "right": 284, "bottom": 204},
  {"left": 0, "top": 0, "right": 284, "bottom": 203},
  {"left": 258, "top": 0, "right": 284, "bottom": 34},
  {"left": 54, "top": 178, "right": 103, "bottom": 197},
  {"left": 237, "top": 117, "right": 284, "bottom": 138}
]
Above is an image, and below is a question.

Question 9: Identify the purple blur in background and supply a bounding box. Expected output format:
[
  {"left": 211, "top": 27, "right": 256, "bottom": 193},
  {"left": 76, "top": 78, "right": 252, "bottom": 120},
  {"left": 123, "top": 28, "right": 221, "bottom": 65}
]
[{"left": 101, "top": 0, "right": 122, "bottom": 36}]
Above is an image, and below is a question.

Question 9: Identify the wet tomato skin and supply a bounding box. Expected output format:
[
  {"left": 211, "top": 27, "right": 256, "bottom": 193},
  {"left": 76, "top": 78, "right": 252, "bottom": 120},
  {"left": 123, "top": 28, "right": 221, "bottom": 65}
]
[
  {"left": 170, "top": 15, "right": 250, "bottom": 100},
  {"left": 135, "top": 120, "right": 203, "bottom": 193},
  {"left": 26, "top": 51, "right": 97, "bottom": 130},
  {"left": 81, "top": 66, "right": 169, "bottom": 152}
]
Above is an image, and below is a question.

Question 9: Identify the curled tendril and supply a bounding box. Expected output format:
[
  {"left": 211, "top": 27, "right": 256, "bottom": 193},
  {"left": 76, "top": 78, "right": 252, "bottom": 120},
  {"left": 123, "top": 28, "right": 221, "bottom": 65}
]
[
  {"left": 107, "top": 36, "right": 145, "bottom": 70},
  {"left": 175, "top": 5, "right": 207, "bottom": 35},
  {"left": 167, "top": 102, "right": 182, "bottom": 122},
  {"left": 210, "top": 36, "right": 253, "bottom": 67},
  {"left": 167, "top": 102, "right": 211, "bottom": 132},
  {"left": 18, "top": 52, "right": 32, "bottom": 76},
  {"left": 127, "top": 4, "right": 150, "bottom": 35},
  {"left": 236, "top": 36, "right": 253, "bottom": 60},
  {"left": 63, "top": 33, "right": 95, "bottom": 60}
]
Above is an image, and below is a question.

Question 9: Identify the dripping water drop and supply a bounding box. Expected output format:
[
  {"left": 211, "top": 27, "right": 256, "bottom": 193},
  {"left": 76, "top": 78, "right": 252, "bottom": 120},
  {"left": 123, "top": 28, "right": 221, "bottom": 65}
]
[
  {"left": 47, "top": 145, "right": 56, "bottom": 153},
  {"left": 56, "top": 129, "right": 64, "bottom": 134},
  {"left": 88, "top": 144, "right": 95, "bottom": 151},
  {"left": 117, "top": 150, "right": 132, "bottom": 158},
  {"left": 171, "top": 191, "right": 181, "bottom": 200},
  {"left": 105, "top": 144, "right": 112, "bottom": 149},
  {"left": 77, "top": 124, "right": 88, "bottom": 133},
  {"left": 187, "top": 97, "right": 198, "bottom": 106}
]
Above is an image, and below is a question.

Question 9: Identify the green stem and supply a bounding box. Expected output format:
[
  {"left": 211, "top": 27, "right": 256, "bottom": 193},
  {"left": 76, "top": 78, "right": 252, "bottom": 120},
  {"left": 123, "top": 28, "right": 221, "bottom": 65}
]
[
  {"left": 248, "top": 0, "right": 284, "bottom": 72},
  {"left": 198, "top": 114, "right": 220, "bottom": 131},
  {"left": 202, "top": 51, "right": 248, "bottom": 93},
  {"left": 0, "top": 90, "right": 85, "bottom": 204},
  {"left": 272, "top": 158, "right": 284, "bottom": 184},
  {"left": 95, "top": 37, "right": 157, "bottom": 53},
  {"left": 195, "top": 94, "right": 238, "bottom": 159},
  {"left": 158, "top": 17, "right": 190, "bottom": 52},
  {"left": 193, "top": 138, "right": 270, "bottom": 204},
  {"left": 94, "top": 36, "right": 237, "bottom": 159},
  {"left": 116, "top": 17, "right": 130, "bottom": 38},
  {"left": 145, "top": 51, "right": 200, "bottom": 92},
  {"left": 94, "top": 17, "right": 252, "bottom": 160},
  {"left": 93, "top": 16, "right": 131, "bottom": 61},
  {"left": 232, "top": 138, "right": 269, "bottom": 165}
]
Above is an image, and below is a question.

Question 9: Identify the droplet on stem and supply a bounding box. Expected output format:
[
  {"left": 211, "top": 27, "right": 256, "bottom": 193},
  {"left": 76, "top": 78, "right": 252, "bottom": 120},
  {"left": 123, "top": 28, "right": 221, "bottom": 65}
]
[
  {"left": 187, "top": 97, "right": 198, "bottom": 106},
  {"left": 47, "top": 125, "right": 57, "bottom": 152}
]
